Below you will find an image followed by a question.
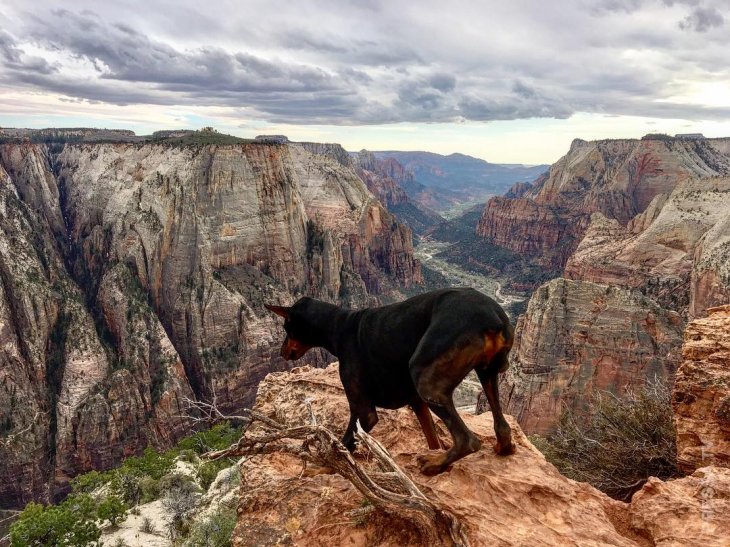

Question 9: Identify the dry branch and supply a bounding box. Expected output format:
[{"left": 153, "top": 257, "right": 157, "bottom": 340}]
[{"left": 197, "top": 404, "right": 468, "bottom": 546}]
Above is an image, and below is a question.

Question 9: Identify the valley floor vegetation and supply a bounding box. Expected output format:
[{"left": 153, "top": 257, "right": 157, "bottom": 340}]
[
  {"left": 531, "top": 381, "right": 680, "bottom": 501},
  {"left": 8, "top": 423, "right": 241, "bottom": 547}
]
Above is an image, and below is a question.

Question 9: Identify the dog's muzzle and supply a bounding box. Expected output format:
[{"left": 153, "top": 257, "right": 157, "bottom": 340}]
[{"left": 281, "top": 336, "right": 310, "bottom": 360}]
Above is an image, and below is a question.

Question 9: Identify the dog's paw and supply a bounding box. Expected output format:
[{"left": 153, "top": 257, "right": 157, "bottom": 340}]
[
  {"left": 416, "top": 453, "right": 449, "bottom": 476},
  {"left": 494, "top": 440, "right": 516, "bottom": 456}
]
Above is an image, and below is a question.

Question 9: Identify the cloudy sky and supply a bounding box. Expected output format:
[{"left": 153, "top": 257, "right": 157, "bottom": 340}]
[{"left": 1, "top": 0, "right": 730, "bottom": 163}]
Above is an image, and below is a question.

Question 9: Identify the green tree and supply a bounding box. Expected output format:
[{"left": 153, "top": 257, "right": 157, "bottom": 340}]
[
  {"left": 96, "top": 495, "right": 128, "bottom": 527},
  {"left": 184, "top": 506, "right": 236, "bottom": 547},
  {"left": 69, "top": 469, "right": 113, "bottom": 494},
  {"left": 120, "top": 446, "right": 175, "bottom": 480},
  {"left": 10, "top": 495, "right": 101, "bottom": 547}
]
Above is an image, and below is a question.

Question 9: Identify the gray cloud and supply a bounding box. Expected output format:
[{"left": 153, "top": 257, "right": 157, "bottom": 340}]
[
  {"left": 339, "top": 67, "right": 373, "bottom": 85},
  {"left": 27, "top": 10, "right": 334, "bottom": 93},
  {"left": 279, "top": 31, "right": 350, "bottom": 55},
  {"left": 662, "top": 0, "right": 701, "bottom": 7},
  {"left": 458, "top": 94, "right": 573, "bottom": 121},
  {"left": 679, "top": 6, "right": 725, "bottom": 31},
  {"left": 278, "top": 28, "right": 423, "bottom": 67},
  {"left": 590, "top": 0, "right": 645, "bottom": 14},
  {"left": 0, "top": 29, "right": 56, "bottom": 74},
  {"left": 428, "top": 73, "right": 457, "bottom": 92},
  {"left": 0, "top": 1, "right": 729, "bottom": 125},
  {"left": 512, "top": 81, "right": 538, "bottom": 100},
  {"left": 0, "top": 31, "right": 22, "bottom": 63}
]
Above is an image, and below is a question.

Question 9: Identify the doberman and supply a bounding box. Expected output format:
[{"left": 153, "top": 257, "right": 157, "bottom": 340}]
[{"left": 265, "top": 287, "right": 515, "bottom": 475}]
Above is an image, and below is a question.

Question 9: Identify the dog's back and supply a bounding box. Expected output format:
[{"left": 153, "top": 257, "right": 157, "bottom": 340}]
[{"left": 342, "top": 288, "right": 512, "bottom": 408}]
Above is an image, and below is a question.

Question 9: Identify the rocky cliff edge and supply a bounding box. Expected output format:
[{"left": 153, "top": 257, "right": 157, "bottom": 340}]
[
  {"left": 674, "top": 305, "right": 730, "bottom": 472},
  {"left": 232, "top": 364, "right": 730, "bottom": 546}
]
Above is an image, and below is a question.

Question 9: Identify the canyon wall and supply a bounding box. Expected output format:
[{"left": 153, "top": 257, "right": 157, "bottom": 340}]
[
  {"left": 0, "top": 140, "right": 422, "bottom": 508},
  {"left": 352, "top": 150, "right": 409, "bottom": 208},
  {"left": 478, "top": 137, "right": 730, "bottom": 434},
  {"left": 673, "top": 305, "right": 730, "bottom": 472},
  {"left": 352, "top": 150, "right": 444, "bottom": 234},
  {"left": 502, "top": 278, "right": 683, "bottom": 434},
  {"left": 477, "top": 137, "right": 730, "bottom": 271},
  {"left": 565, "top": 176, "right": 730, "bottom": 316}
]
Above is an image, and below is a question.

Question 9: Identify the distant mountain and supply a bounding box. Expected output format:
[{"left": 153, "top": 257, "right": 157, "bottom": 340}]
[
  {"left": 350, "top": 150, "right": 445, "bottom": 235},
  {"left": 372, "top": 151, "right": 548, "bottom": 203}
]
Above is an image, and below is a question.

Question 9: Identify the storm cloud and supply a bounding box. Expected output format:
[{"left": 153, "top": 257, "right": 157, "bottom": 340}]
[{"left": 1, "top": 0, "right": 729, "bottom": 125}]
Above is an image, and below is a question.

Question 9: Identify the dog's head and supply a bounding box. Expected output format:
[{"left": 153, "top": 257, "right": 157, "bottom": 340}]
[{"left": 265, "top": 298, "right": 316, "bottom": 361}]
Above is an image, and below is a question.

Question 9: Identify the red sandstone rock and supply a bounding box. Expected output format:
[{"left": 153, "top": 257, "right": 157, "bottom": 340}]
[
  {"left": 477, "top": 138, "right": 730, "bottom": 272},
  {"left": 0, "top": 140, "right": 422, "bottom": 507},
  {"left": 234, "top": 364, "right": 730, "bottom": 547},
  {"left": 566, "top": 177, "right": 730, "bottom": 316},
  {"left": 501, "top": 278, "right": 683, "bottom": 435},
  {"left": 629, "top": 467, "right": 730, "bottom": 546},
  {"left": 673, "top": 305, "right": 730, "bottom": 473}
]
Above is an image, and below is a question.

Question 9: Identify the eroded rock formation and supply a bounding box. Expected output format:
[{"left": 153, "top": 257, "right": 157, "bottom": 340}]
[
  {"left": 565, "top": 177, "right": 730, "bottom": 316},
  {"left": 352, "top": 150, "right": 409, "bottom": 208},
  {"left": 476, "top": 137, "right": 730, "bottom": 437},
  {"left": 502, "top": 278, "right": 683, "bottom": 434},
  {"left": 673, "top": 305, "right": 730, "bottom": 472},
  {"left": 352, "top": 150, "right": 445, "bottom": 235},
  {"left": 0, "top": 139, "right": 422, "bottom": 508},
  {"left": 477, "top": 137, "right": 730, "bottom": 271}
]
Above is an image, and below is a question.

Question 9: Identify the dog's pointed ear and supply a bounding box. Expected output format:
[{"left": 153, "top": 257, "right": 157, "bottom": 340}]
[{"left": 265, "top": 304, "right": 291, "bottom": 320}]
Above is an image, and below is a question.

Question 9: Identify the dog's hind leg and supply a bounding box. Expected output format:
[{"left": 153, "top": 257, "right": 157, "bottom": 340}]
[
  {"left": 476, "top": 351, "right": 515, "bottom": 456},
  {"left": 410, "top": 332, "right": 484, "bottom": 475},
  {"left": 417, "top": 398, "right": 481, "bottom": 475},
  {"left": 420, "top": 399, "right": 481, "bottom": 475},
  {"left": 410, "top": 400, "right": 445, "bottom": 450}
]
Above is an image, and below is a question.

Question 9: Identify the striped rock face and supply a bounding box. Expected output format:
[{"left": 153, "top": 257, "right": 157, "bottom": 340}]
[{"left": 0, "top": 140, "right": 421, "bottom": 508}]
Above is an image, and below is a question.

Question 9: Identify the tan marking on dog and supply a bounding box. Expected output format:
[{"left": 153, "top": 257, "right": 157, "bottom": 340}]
[
  {"left": 482, "top": 332, "right": 502, "bottom": 360},
  {"left": 281, "top": 336, "right": 311, "bottom": 360}
]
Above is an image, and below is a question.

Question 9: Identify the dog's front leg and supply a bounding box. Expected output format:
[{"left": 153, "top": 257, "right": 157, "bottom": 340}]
[
  {"left": 341, "top": 412, "right": 358, "bottom": 452},
  {"left": 341, "top": 403, "right": 380, "bottom": 451},
  {"left": 338, "top": 359, "right": 379, "bottom": 451}
]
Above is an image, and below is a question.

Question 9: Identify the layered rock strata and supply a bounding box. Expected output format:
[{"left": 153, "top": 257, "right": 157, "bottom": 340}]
[
  {"left": 0, "top": 140, "right": 421, "bottom": 508},
  {"left": 352, "top": 150, "right": 444, "bottom": 234},
  {"left": 0, "top": 144, "right": 194, "bottom": 507},
  {"left": 477, "top": 138, "right": 730, "bottom": 437},
  {"left": 673, "top": 305, "right": 730, "bottom": 472},
  {"left": 565, "top": 177, "right": 730, "bottom": 317},
  {"left": 501, "top": 278, "right": 683, "bottom": 434},
  {"left": 477, "top": 137, "right": 730, "bottom": 271},
  {"left": 352, "top": 150, "right": 409, "bottom": 208}
]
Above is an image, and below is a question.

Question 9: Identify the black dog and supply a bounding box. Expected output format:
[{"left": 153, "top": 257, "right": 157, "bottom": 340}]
[{"left": 266, "top": 288, "right": 515, "bottom": 475}]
